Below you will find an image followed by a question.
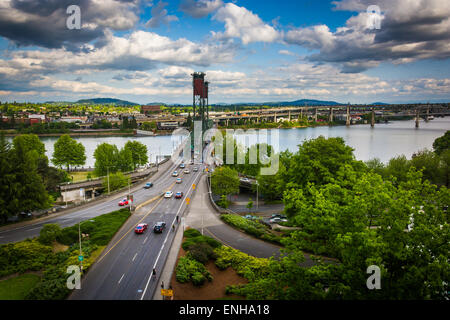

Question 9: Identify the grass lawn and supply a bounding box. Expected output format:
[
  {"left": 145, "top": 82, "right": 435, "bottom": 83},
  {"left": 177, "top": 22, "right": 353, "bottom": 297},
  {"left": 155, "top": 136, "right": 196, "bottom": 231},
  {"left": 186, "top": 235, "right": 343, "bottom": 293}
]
[
  {"left": 68, "top": 171, "right": 93, "bottom": 182},
  {"left": 0, "top": 274, "right": 41, "bottom": 300}
]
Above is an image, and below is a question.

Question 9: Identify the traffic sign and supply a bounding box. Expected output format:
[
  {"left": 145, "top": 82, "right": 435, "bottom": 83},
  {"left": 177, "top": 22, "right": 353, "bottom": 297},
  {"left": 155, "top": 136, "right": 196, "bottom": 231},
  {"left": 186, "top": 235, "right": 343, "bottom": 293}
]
[
  {"left": 161, "top": 289, "right": 173, "bottom": 297},
  {"left": 78, "top": 255, "right": 84, "bottom": 262}
]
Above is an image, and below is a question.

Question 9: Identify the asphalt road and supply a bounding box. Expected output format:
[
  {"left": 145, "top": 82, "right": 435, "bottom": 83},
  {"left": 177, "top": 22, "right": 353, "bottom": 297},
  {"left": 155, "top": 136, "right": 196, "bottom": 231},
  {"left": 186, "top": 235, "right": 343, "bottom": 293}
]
[
  {"left": 69, "top": 163, "right": 204, "bottom": 300},
  {"left": 0, "top": 159, "right": 187, "bottom": 244}
]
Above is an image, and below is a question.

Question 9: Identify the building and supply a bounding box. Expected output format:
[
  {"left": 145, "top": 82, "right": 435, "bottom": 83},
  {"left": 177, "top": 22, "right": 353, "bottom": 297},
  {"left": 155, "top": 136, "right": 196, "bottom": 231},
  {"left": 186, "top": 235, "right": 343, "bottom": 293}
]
[{"left": 141, "top": 105, "right": 162, "bottom": 114}]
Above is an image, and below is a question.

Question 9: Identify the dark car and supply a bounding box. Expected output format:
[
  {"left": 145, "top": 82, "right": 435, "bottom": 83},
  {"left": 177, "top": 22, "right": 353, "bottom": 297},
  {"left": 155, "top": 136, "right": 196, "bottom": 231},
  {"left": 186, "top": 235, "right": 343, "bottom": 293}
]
[
  {"left": 153, "top": 222, "right": 166, "bottom": 233},
  {"left": 135, "top": 223, "right": 148, "bottom": 234},
  {"left": 144, "top": 182, "right": 153, "bottom": 189},
  {"left": 175, "top": 191, "right": 183, "bottom": 199}
]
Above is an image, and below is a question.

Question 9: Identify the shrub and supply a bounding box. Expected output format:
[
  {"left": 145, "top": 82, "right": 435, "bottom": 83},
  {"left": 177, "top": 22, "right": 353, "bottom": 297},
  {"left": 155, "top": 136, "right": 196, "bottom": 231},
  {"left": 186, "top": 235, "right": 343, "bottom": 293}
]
[
  {"left": 214, "top": 246, "right": 270, "bottom": 281},
  {"left": 182, "top": 235, "right": 221, "bottom": 251},
  {"left": 38, "top": 224, "right": 62, "bottom": 245},
  {"left": 186, "top": 242, "right": 217, "bottom": 264},
  {"left": 184, "top": 229, "right": 202, "bottom": 238},
  {"left": 175, "top": 256, "right": 212, "bottom": 286}
]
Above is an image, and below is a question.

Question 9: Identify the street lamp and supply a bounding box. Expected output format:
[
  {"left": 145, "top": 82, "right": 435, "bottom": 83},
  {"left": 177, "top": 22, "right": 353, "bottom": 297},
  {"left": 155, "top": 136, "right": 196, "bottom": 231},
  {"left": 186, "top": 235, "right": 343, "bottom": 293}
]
[{"left": 78, "top": 219, "right": 95, "bottom": 274}]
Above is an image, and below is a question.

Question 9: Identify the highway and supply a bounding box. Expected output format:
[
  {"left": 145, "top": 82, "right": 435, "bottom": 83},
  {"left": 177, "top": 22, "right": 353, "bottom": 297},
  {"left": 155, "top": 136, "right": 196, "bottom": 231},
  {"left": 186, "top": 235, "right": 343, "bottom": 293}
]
[
  {"left": 0, "top": 158, "right": 187, "bottom": 244},
  {"left": 69, "top": 162, "right": 204, "bottom": 300}
]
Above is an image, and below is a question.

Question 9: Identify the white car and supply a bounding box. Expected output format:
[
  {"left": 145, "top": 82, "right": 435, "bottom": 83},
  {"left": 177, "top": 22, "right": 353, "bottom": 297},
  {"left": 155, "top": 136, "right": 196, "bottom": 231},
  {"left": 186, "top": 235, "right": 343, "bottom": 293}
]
[
  {"left": 172, "top": 171, "right": 179, "bottom": 177},
  {"left": 269, "top": 217, "right": 287, "bottom": 224},
  {"left": 184, "top": 169, "right": 190, "bottom": 174},
  {"left": 164, "top": 191, "right": 173, "bottom": 198},
  {"left": 176, "top": 178, "right": 182, "bottom": 184}
]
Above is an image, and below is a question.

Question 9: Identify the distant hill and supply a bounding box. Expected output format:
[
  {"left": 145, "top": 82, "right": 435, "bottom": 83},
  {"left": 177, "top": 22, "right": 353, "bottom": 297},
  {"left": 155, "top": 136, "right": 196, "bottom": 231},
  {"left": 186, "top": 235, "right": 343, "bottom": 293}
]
[
  {"left": 75, "top": 98, "right": 139, "bottom": 106},
  {"left": 211, "top": 99, "right": 344, "bottom": 107}
]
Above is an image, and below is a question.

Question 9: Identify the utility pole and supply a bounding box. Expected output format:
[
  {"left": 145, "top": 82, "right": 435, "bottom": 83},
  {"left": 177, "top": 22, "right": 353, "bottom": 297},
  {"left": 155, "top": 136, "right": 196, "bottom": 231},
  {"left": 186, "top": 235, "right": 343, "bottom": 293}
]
[{"left": 107, "top": 166, "right": 110, "bottom": 194}]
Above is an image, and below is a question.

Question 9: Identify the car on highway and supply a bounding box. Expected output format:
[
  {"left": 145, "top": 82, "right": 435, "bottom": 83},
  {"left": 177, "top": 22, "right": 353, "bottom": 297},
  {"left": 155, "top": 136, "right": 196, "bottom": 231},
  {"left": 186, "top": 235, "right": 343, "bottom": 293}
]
[
  {"left": 193, "top": 167, "right": 198, "bottom": 172},
  {"left": 176, "top": 178, "right": 182, "bottom": 184},
  {"left": 135, "top": 223, "right": 148, "bottom": 234},
  {"left": 118, "top": 198, "right": 129, "bottom": 206},
  {"left": 190, "top": 160, "right": 194, "bottom": 165},
  {"left": 269, "top": 217, "right": 288, "bottom": 224},
  {"left": 144, "top": 182, "right": 153, "bottom": 189},
  {"left": 172, "top": 171, "right": 179, "bottom": 177},
  {"left": 179, "top": 163, "right": 185, "bottom": 169},
  {"left": 183, "top": 169, "right": 190, "bottom": 174},
  {"left": 175, "top": 191, "right": 184, "bottom": 199},
  {"left": 153, "top": 222, "right": 166, "bottom": 233},
  {"left": 164, "top": 191, "right": 173, "bottom": 198}
]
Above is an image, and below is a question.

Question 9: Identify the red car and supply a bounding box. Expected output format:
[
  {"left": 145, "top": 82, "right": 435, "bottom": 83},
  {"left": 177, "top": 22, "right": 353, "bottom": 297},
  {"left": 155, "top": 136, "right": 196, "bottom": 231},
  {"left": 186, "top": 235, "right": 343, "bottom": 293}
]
[
  {"left": 175, "top": 192, "right": 184, "bottom": 199},
  {"left": 118, "top": 198, "right": 129, "bottom": 206},
  {"left": 135, "top": 223, "right": 148, "bottom": 234}
]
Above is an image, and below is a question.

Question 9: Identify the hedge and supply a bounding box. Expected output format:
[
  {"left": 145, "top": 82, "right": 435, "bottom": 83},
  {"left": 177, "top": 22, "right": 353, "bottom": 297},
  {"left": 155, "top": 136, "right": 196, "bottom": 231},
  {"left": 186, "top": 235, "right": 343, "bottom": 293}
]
[{"left": 175, "top": 256, "right": 213, "bottom": 286}]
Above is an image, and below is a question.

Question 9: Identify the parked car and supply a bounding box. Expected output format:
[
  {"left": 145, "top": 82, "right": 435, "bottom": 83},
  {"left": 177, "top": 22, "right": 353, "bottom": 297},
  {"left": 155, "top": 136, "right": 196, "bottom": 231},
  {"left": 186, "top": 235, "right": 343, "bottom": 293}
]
[
  {"left": 118, "top": 198, "right": 129, "bottom": 206},
  {"left": 164, "top": 191, "right": 173, "bottom": 198},
  {"left": 176, "top": 178, "right": 182, "bottom": 184},
  {"left": 240, "top": 177, "right": 250, "bottom": 183},
  {"left": 154, "top": 222, "right": 166, "bottom": 233},
  {"left": 135, "top": 223, "right": 148, "bottom": 234},
  {"left": 175, "top": 192, "right": 184, "bottom": 199},
  {"left": 172, "top": 171, "right": 179, "bottom": 177},
  {"left": 243, "top": 214, "right": 258, "bottom": 220},
  {"left": 144, "top": 182, "right": 153, "bottom": 189},
  {"left": 184, "top": 169, "right": 190, "bottom": 174}
]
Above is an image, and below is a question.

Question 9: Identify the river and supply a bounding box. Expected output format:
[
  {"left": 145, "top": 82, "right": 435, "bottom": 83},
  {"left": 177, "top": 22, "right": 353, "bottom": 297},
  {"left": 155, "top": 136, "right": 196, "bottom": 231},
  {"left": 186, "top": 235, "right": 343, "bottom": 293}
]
[{"left": 15, "top": 118, "right": 449, "bottom": 167}]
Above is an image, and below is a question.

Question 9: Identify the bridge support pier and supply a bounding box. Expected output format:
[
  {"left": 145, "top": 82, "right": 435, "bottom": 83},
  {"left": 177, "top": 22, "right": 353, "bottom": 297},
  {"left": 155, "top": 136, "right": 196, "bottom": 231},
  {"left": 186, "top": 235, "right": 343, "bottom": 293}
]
[
  {"left": 346, "top": 105, "right": 350, "bottom": 126},
  {"left": 329, "top": 107, "right": 333, "bottom": 124},
  {"left": 314, "top": 108, "right": 318, "bottom": 122},
  {"left": 371, "top": 108, "right": 375, "bottom": 128},
  {"left": 415, "top": 109, "right": 420, "bottom": 128}
]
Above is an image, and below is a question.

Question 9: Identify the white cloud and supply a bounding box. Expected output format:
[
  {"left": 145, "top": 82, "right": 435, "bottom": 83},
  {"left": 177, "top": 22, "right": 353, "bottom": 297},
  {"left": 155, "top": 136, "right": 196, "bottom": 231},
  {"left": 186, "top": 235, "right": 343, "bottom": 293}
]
[{"left": 212, "top": 3, "right": 279, "bottom": 44}]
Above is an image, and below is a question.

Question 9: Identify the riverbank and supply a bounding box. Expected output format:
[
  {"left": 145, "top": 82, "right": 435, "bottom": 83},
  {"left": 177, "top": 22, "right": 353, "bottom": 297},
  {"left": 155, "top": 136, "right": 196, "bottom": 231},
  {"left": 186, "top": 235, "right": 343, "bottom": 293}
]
[{"left": 0, "top": 129, "right": 174, "bottom": 137}]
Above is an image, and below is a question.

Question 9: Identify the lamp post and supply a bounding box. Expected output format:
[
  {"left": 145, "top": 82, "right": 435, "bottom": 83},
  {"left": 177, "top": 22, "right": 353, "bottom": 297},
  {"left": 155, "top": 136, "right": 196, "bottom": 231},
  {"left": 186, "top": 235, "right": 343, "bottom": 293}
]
[
  {"left": 256, "top": 180, "right": 259, "bottom": 210},
  {"left": 78, "top": 219, "right": 95, "bottom": 274}
]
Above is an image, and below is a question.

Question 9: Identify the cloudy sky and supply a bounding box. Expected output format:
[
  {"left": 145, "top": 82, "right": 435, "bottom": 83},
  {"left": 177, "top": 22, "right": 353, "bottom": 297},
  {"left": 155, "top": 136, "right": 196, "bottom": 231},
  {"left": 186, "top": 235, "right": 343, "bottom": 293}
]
[{"left": 0, "top": 0, "right": 449, "bottom": 104}]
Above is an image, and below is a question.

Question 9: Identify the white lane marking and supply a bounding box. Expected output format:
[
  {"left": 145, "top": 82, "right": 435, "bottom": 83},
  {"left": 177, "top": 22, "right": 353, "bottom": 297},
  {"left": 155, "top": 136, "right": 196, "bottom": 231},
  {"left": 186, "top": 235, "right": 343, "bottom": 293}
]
[
  {"left": 118, "top": 273, "right": 125, "bottom": 284},
  {"left": 27, "top": 227, "right": 41, "bottom": 231},
  {"left": 140, "top": 170, "right": 203, "bottom": 300},
  {"left": 132, "top": 253, "right": 138, "bottom": 262},
  {"left": 143, "top": 236, "right": 148, "bottom": 245}
]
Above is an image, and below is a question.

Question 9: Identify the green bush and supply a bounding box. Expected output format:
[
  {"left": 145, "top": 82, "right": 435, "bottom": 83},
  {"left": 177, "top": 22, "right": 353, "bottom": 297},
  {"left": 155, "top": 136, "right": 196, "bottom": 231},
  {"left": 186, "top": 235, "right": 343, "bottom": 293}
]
[
  {"left": 182, "top": 235, "right": 221, "bottom": 251},
  {"left": 38, "top": 224, "right": 62, "bottom": 245},
  {"left": 0, "top": 240, "right": 55, "bottom": 277},
  {"left": 175, "top": 256, "right": 213, "bottom": 286},
  {"left": 214, "top": 246, "right": 270, "bottom": 281},
  {"left": 184, "top": 229, "right": 202, "bottom": 238},
  {"left": 186, "top": 242, "right": 217, "bottom": 264}
]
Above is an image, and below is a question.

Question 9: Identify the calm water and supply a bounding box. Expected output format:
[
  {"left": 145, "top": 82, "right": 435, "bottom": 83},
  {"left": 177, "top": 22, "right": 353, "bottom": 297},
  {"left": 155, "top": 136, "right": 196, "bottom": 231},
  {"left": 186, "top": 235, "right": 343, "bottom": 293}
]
[
  {"left": 10, "top": 118, "right": 450, "bottom": 167},
  {"left": 233, "top": 118, "right": 450, "bottom": 163}
]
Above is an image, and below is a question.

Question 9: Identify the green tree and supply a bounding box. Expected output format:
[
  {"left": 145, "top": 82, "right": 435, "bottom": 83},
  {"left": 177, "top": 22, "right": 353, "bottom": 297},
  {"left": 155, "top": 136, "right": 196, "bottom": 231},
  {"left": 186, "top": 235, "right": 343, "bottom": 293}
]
[
  {"left": 385, "top": 155, "right": 412, "bottom": 185},
  {"left": 52, "top": 134, "right": 86, "bottom": 171},
  {"left": 284, "top": 136, "right": 363, "bottom": 189},
  {"left": 117, "top": 147, "right": 133, "bottom": 172},
  {"left": 432, "top": 131, "right": 449, "bottom": 155},
  {"left": 93, "top": 143, "right": 119, "bottom": 177},
  {"left": 0, "top": 134, "right": 16, "bottom": 222},
  {"left": 410, "top": 149, "right": 443, "bottom": 185},
  {"left": 12, "top": 134, "right": 46, "bottom": 157},
  {"left": 10, "top": 139, "right": 50, "bottom": 214},
  {"left": 103, "top": 172, "right": 130, "bottom": 192},
  {"left": 211, "top": 166, "right": 240, "bottom": 200},
  {"left": 38, "top": 224, "right": 62, "bottom": 245},
  {"left": 123, "top": 141, "right": 148, "bottom": 169}
]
